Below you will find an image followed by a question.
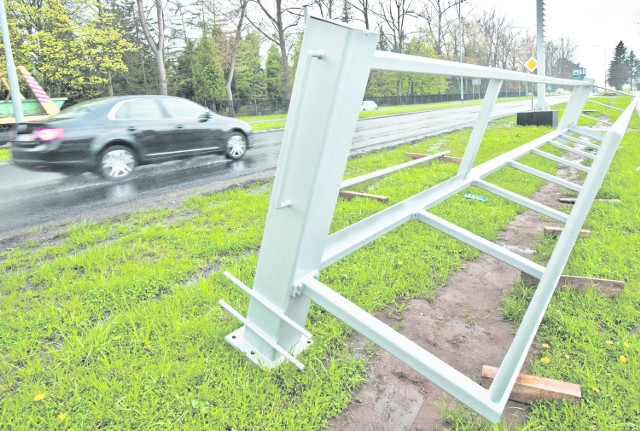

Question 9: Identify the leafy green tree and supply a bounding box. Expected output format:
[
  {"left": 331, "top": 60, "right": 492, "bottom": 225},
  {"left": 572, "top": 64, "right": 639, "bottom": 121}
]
[
  {"left": 290, "top": 34, "right": 304, "bottom": 84},
  {"left": 233, "top": 33, "right": 266, "bottom": 101},
  {"left": 192, "top": 34, "right": 226, "bottom": 107},
  {"left": 364, "top": 72, "right": 397, "bottom": 97},
  {"left": 172, "top": 39, "right": 196, "bottom": 100},
  {"left": 2, "top": 0, "right": 135, "bottom": 101},
  {"left": 608, "top": 41, "right": 629, "bottom": 90},
  {"left": 365, "top": 38, "right": 448, "bottom": 98},
  {"left": 265, "top": 44, "right": 285, "bottom": 100},
  {"left": 403, "top": 37, "right": 447, "bottom": 95}
]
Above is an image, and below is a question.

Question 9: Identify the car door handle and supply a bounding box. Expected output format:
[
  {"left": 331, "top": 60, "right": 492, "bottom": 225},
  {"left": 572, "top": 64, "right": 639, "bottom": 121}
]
[
  {"left": 128, "top": 126, "right": 136, "bottom": 131},
  {"left": 175, "top": 125, "right": 184, "bottom": 129}
]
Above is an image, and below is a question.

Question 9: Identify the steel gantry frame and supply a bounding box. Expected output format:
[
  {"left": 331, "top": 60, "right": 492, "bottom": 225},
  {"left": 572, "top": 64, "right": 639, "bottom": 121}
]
[{"left": 220, "top": 16, "right": 637, "bottom": 423}]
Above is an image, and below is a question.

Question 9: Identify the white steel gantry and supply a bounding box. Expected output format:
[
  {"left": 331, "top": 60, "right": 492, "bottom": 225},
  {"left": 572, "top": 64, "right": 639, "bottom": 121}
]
[{"left": 220, "top": 16, "right": 637, "bottom": 423}]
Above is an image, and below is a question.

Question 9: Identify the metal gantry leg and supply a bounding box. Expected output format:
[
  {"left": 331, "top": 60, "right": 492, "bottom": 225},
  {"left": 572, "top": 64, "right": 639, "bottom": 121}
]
[
  {"left": 220, "top": 15, "right": 637, "bottom": 423},
  {"left": 222, "top": 17, "right": 378, "bottom": 368}
]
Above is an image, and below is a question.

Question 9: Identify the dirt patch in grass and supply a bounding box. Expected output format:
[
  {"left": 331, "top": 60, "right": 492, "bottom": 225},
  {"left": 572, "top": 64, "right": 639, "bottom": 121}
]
[{"left": 328, "top": 178, "right": 568, "bottom": 431}]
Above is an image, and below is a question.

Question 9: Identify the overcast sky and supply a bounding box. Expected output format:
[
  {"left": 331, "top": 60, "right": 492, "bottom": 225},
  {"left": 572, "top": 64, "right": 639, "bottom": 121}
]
[{"left": 470, "top": 0, "right": 640, "bottom": 87}]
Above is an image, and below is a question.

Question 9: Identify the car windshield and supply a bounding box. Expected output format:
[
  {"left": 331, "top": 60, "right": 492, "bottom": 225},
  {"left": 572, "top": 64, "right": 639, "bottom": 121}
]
[{"left": 51, "top": 99, "right": 111, "bottom": 120}]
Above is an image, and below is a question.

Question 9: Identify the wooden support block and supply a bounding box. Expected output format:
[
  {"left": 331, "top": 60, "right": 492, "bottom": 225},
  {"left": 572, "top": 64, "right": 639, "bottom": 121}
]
[
  {"left": 520, "top": 272, "right": 625, "bottom": 298},
  {"left": 544, "top": 226, "right": 591, "bottom": 238},
  {"left": 559, "top": 197, "right": 620, "bottom": 204},
  {"left": 404, "top": 152, "right": 462, "bottom": 164},
  {"left": 405, "top": 152, "right": 431, "bottom": 159},
  {"left": 558, "top": 197, "right": 577, "bottom": 204},
  {"left": 480, "top": 365, "right": 581, "bottom": 405},
  {"left": 443, "top": 156, "right": 463, "bottom": 164},
  {"left": 339, "top": 190, "right": 389, "bottom": 202}
]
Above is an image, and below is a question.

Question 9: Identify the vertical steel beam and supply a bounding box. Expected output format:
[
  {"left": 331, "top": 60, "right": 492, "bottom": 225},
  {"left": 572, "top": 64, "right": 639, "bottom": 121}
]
[
  {"left": 457, "top": 79, "right": 503, "bottom": 177},
  {"left": 227, "top": 17, "right": 378, "bottom": 365},
  {"left": 558, "top": 79, "right": 593, "bottom": 130}
]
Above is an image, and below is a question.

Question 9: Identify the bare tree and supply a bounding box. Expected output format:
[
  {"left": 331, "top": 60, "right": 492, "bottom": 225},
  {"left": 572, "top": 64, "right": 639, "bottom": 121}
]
[
  {"left": 136, "top": 0, "right": 168, "bottom": 95},
  {"left": 545, "top": 37, "right": 578, "bottom": 79},
  {"left": 313, "top": 0, "right": 338, "bottom": 19},
  {"left": 246, "top": 0, "right": 301, "bottom": 99},
  {"left": 348, "top": 0, "right": 372, "bottom": 29},
  {"left": 417, "top": 0, "right": 460, "bottom": 57},
  {"left": 374, "top": 0, "right": 414, "bottom": 97},
  {"left": 375, "top": 0, "right": 413, "bottom": 54},
  {"left": 464, "top": 9, "right": 511, "bottom": 68},
  {"left": 224, "top": 0, "right": 249, "bottom": 115}
]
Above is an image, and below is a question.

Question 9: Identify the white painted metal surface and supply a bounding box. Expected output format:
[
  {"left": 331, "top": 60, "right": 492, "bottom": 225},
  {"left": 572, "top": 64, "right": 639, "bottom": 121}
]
[{"left": 221, "top": 15, "right": 637, "bottom": 423}]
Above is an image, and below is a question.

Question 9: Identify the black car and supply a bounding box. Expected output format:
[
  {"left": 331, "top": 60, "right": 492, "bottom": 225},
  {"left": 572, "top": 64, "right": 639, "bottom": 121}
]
[{"left": 10, "top": 95, "right": 254, "bottom": 180}]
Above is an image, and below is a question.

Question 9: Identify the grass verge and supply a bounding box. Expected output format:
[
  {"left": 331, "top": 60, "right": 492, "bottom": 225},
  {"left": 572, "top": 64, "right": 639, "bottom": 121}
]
[
  {"left": 0, "top": 148, "right": 10, "bottom": 163},
  {"left": 440, "top": 96, "right": 640, "bottom": 429},
  {"left": 0, "top": 97, "right": 637, "bottom": 429}
]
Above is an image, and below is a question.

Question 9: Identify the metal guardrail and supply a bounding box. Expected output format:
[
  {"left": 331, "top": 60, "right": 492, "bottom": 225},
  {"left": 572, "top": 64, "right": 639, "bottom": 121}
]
[{"left": 220, "top": 16, "right": 637, "bottom": 423}]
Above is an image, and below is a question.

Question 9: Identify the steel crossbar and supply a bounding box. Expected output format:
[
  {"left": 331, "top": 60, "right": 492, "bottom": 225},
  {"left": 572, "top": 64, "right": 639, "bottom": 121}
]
[
  {"left": 559, "top": 133, "right": 601, "bottom": 150},
  {"left": 587, "top": 99, "right": 624, "bottom": 111},
  {"left": 548, "top": 140, "right": 596, "bottom": 159},
  {"left": 473, "top": 179, "right": 570, "bottom": 223},
  {"left": 570, "top": 126, "right": 605, "bottom": 141},
  {"left": 531, "top": 148, "right": 591, "bottom": 173},
  {"left": 219, "top": 15, "right": 637, "bottom": 423}
]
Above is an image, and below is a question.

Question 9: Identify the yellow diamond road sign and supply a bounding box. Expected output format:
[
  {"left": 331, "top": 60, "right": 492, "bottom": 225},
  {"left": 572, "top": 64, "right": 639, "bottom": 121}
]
[{"left": 525, "top": 57, "right": 537, "bottom": 73}]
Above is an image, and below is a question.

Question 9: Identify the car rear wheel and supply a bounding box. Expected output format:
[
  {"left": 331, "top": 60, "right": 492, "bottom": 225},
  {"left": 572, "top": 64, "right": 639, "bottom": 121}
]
[
  {"left": 225, "top": 132, "right": 247, "bottom": 160},
  {"left": 99, "top": 145, "right": 136, "bottom": 180}
]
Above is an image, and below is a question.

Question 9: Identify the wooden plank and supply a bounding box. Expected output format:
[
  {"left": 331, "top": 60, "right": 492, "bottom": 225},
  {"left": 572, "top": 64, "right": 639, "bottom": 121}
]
[
  {"left": 404, "top": 152, "right": 462, "bottom": 164},
  {"left": 558, "top": 197, "right": 620, "bottom": 204},
  {"left": 405, "top": 152, "right": 434, "bottom": 160},
  {"left": 480, "top": 365, "right": 581, "bottom": 405},
  {"left": 558, "top": 197, "right": 577, "bottom": 204},
  {"left": 339, "top": 190, "right": 389, "bottom": 202},
  {"left": 543, "top": 226, "right": 591, "bottom": 238},
  {"left": 520, "top": 272, "right": 625, "bottom": 298},
  {"left": 443, "top": 155, "right": 463, "bottom": 164}
]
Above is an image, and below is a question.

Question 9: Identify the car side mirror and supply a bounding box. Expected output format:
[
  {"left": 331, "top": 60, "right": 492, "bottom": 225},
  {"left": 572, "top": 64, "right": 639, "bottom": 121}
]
[{"left": 199, "top": 111, "right": 213, "bottom": 122}]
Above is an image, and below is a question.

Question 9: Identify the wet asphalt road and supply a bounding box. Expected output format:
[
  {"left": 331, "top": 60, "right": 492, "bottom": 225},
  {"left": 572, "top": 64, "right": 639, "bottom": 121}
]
[{"left": 0, "top": 97, "right": 568, "bottom": 237}]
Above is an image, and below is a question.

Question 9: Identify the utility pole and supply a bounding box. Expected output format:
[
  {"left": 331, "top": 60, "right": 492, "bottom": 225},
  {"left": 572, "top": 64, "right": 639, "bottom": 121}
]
[
  {"left": 534, "top": 0, "right": 548, "bottom": 110},
  {"left": 0, "top": 0, "right": 24, "bottom": 123},
  {"left": 516, "top": 0, "right": 556, "bottom": 126}
]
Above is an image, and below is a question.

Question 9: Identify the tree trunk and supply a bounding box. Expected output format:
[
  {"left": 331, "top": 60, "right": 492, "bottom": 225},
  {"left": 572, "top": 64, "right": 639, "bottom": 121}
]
[
  {"left": 107, "top": 71, "right": 114, "bottom": 97},
  {"left": 276, "top": 5, "right": 292, "bottom": 99},
  {"left": 136, "top": 0, "right": 168, "bottom": 95},
  {"left": 226, "top": 0, "right": 248, "bottom": 117}
]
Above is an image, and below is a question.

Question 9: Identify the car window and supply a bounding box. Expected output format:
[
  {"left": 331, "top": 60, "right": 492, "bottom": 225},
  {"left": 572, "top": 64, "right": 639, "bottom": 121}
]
[
  {"left": 114, "top": 99, "right": 165, "bottom": 120},
  {"left": 160, "top": 98, "right": 209, "bottom": 119},
  {"left": 53, "top": 98, "right": 110, "bottom": 120}
]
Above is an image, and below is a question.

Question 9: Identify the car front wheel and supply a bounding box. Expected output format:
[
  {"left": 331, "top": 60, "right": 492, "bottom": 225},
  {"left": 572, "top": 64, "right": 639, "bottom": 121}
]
[
  {"left": 225, "top": 132, "right": 247, "bottom": 160},
  {"left": 99, "top": 145, "right": 136, "bottom": 180}
]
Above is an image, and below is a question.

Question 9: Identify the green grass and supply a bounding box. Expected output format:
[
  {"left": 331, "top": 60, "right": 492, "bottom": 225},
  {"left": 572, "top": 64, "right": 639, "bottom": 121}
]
[
  {"left": 0, "top": 148, "right": 9, "bottom": 163},
  {"left": 439, "top": 97, "right": 640, "bottom": 429},
  {"left": 0, "top": 97, "right": 637, "bottom": 429}
]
